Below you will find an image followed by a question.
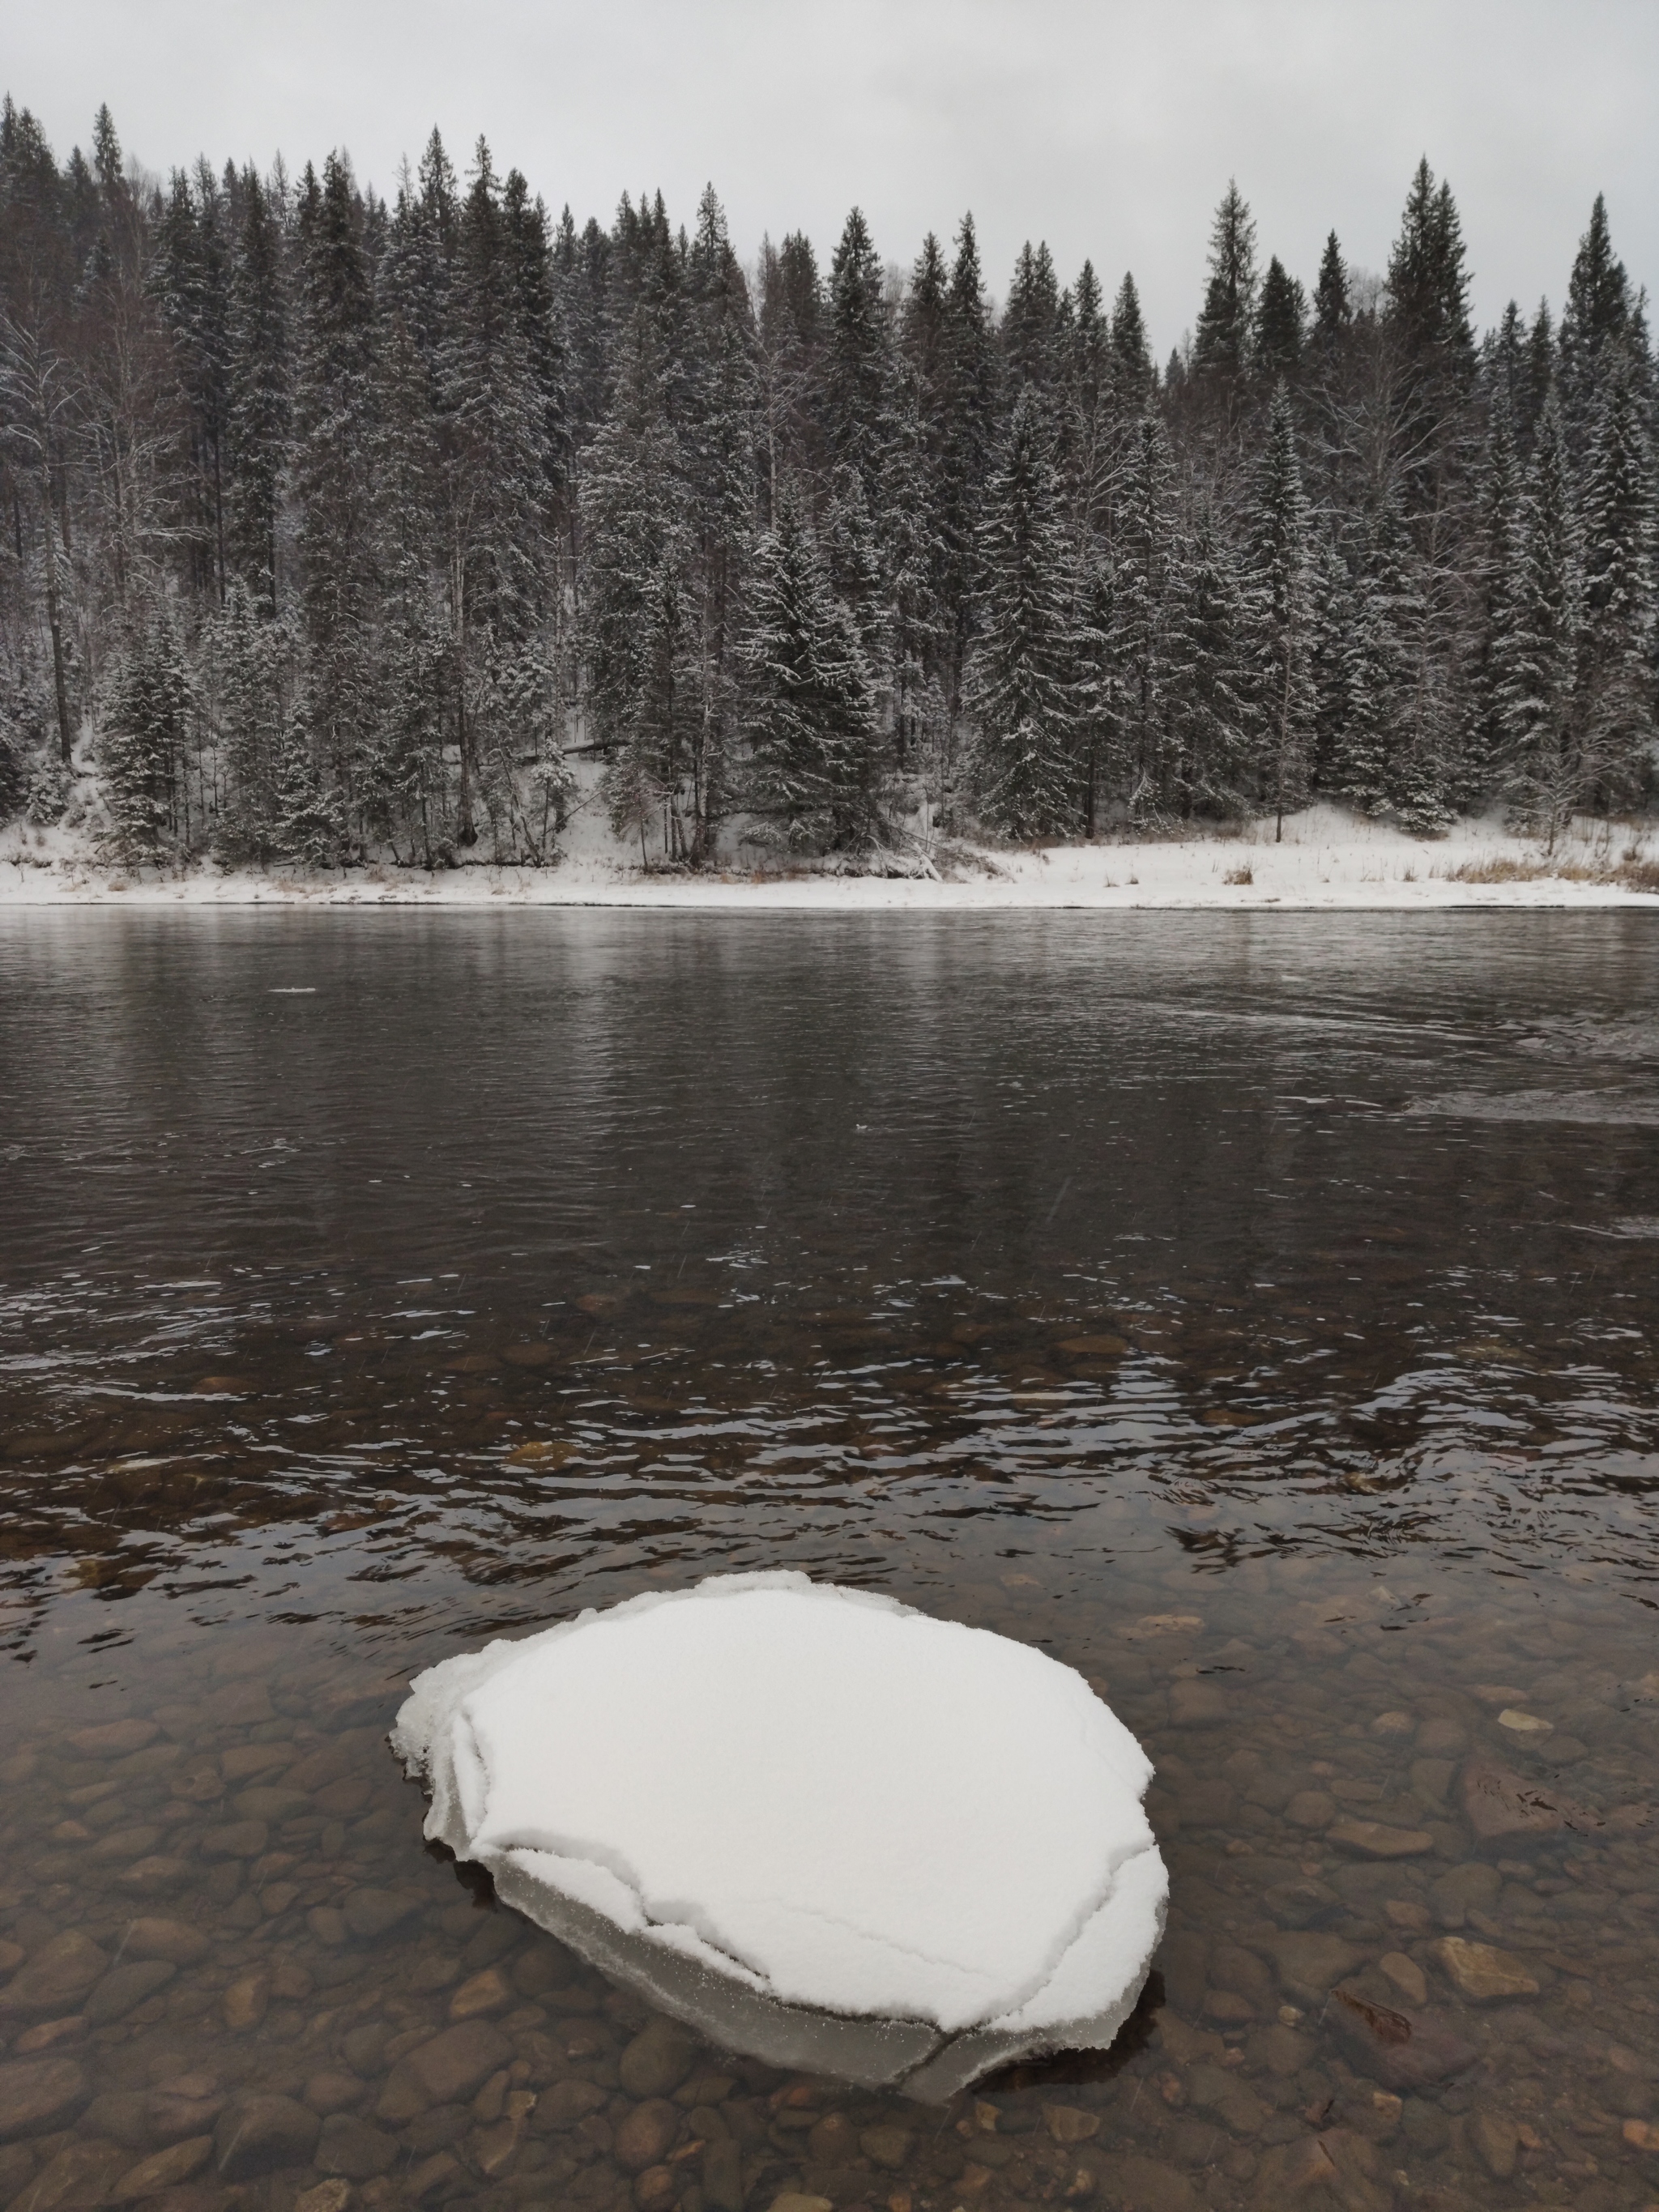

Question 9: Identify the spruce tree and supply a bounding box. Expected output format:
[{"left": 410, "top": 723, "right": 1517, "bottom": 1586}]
[
  {"left": 1113, "top": 411, "right": 1180, "bottom": 816},
  {"left": 1255, "top": 257, "right": 1306, "bottom": 381},
  {"left": 1108, "top": 274, "right": 1154, "bottom": 414},
  {"left": 1498, "top": 394, "right": 1580, "bottom": 840},
  {"left": 1248, "top": 383, "right": 1316, "bottom": 836},
  {"left": 1311, "top": 232, "right": 1350, "bottom": 360},
  {"left": 740, "top": 492, "right": 881, "bottom": 853},
  {"left": 1162, "top": 511, "right": 1256, "bottom": 816},
  {"left": 102, "top": 614, "right": 190, "bottom": 860},
  {"left": 578, "top": 305, "right": 692, "bottom": 859},
  {"left": 225, "top": 167, "right": 289, "bottom": 612},
  {"left": 1575, "top": 352, "right": 1655, "bottom": 806},
  {"left": 965, "top": 388, "right": 1080, "bottom": 836},
  {"left": 1559, "top": 194, "right": 1631, "bottom": 442},
  {"left": 1002, "top": 241, "right": 1062, "bottom": 392},
  {"left": 823, "top": 208, "right": 889, "bottom": 506},
  {"left": 1192, "top": 182, "right": 1257, "bottom": 387},
  {"left": 291, "top": 151, "right": 377, "bottom": 846}
]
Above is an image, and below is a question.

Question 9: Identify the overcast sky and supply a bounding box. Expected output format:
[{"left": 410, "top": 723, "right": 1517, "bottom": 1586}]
[{"left": 9, "top": 0, "right": 1657, "bottom": 352}]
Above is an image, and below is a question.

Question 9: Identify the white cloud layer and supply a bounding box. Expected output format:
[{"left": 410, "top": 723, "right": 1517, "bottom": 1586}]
[{"left": 9, "top": 0, "right": 1656, "bottom": 351}]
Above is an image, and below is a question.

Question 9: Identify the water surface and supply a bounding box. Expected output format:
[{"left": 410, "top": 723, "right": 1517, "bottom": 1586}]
[{"left": 1, "top": 910, "right": 1657, "bottom": 2212}]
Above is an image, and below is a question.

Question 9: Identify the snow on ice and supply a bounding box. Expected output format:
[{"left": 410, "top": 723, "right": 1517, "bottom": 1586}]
[{"left": 393, "top": 1571, "right": 1167, "bottom": 2099}]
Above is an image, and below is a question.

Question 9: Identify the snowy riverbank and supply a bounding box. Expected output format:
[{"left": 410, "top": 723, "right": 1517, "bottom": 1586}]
[{"left": 2, "top": 803, "right": 1657, "bottom": 911}]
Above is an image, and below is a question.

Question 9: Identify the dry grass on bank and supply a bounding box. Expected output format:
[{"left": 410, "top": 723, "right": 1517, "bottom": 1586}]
[{"left": 1443, "top": 849, "right": 1659, "bottom": 893}]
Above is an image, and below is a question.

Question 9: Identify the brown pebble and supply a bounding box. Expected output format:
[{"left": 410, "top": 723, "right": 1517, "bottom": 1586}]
[
  {"left": 221, "top": 1971, "right": 271, "bottom": 2033},
  {"left": 120, "top": 1919, "right": 210, "bottom": 1967},
  {"left": 305, "top": 2073, "right": 366, "bottom": 2117},
  {"left": 105, "top": 2134, "right": 214, "bottom": 2202},
  {"left": 67, "top": 1720, "right": 160, "bottom": 1758},
  {"left": 614, "top": 2098, "right": 680, "bottom": 2174},
  {"left": 1431, "top": 1937, "right": 1539, "bottom": 2002},
  {"left": 447, "top": 1967, "right": 513, "bottom": 2022},
  {"left": 1327, "top": 1818, "right": 1434, "bottom": 1859}
]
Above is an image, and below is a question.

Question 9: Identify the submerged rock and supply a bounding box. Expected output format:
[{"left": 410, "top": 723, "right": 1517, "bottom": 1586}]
[
  {"left": 393, "top": 1571, "right": 1167, "bottom": 2101},
  {"left": 1326, "top": 1985, "right": 1478, "bottom": 2091}
]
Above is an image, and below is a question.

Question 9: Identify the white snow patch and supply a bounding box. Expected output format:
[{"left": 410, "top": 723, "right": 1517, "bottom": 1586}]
[
  {"left": 393, "top": 1571, "right": 1166, "bottom": 2098},
  {"left": 3, "top": 799, "right": 1657, "bottom": 911}
]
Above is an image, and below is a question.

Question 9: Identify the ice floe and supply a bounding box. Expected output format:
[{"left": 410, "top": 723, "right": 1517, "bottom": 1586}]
[{"left": 393, "top": 1571, "right": 1166, "bottom": 2099}]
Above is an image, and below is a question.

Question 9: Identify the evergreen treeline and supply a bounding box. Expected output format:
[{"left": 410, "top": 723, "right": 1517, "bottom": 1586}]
[{"left": 0, "top": 101, "right": 1653, "bottom": 868}]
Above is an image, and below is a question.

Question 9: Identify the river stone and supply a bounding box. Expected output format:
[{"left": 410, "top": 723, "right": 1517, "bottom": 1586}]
[
  {"left": 235, "top": 1786, "right": 312, "bottom": 1822},
  {"left": 213, "top": 2094, "right": 322, "bottom": 2178},
  {"left": 1326, "top": 1986, "right": 1478, "bottom": 2091},
  {"left": 1432, "top": 1937, "right": 1539, "bottom": 2001},
  {"left": 1327, "top": 1818, "right": 1434, "bottom": 1859},
  {"left": 119, "top": 1918, "right": 210, "bottom": 1967},
  {"left": 0, "top": 2058, "right": 89, "bottom": 2138},
  {"left": 405, "top": 2021, "right": 514, "bottom": 2103},
  {"left": 106, "top": 2136, "right": 214, "bottom": 2202},
  {"left": 84, "top": 1961, "right": 176, "bottom": 2025},
  {"left": 619, "top": 2018, "right": 700, "bottom": 2099},
  {"left": 615, "top": 2099, "right": 680, "bottom": 2174},
  {"left": 222, "top": 1970, "right": 271, "bottom": 2031},
  {"left": 1286, "top": 1791, "right": 1335, "bottom": 1831},
  {"left": 317, "top": 2113, "right": 399, "bottom": 2180},
  {"left": 0, "top": 1933, "right": 108, "bottom": 2018},
  {"left": 295, "top": 2182, "right": 352, "bottom": 2212},
  {"left": 859, "top": 2125, "right": 914, "bottom": 2171},
  {"left": 447, "top": 1967, "right": 512, "bottom": 2021},
  {"left": 1167, "top": 1681, "right": 1230, "bottom": 1727},
  {"left": 1469, "top": 2107, "right": 1520, "bottom": 2178},
  {"left": 10, "top": 2137, "right": 126, "bottom": 2212},
  {"left": 113, "top": 1858, "right": 192, "bottom": 1896},
  {"left": 1092, "top": 2154, "right": 1198, "bottom": 2212},
  {"left": 1378, "top": 1952, "right": 1429, "bottom": 2007},
  {"left": 1461, "top": 1754, "right": 1567, "bottom": 1843},
  {"left": 343, "top": 1887, "right": 420, "bottom": 1941},
  {"left": 201, "top": 1821, "right": 268, "bottom": 1860},
  {"left": 67, "top": 1720, "right": 159, "bottom": 1758},
  {"left": 1430, "top": 1861, "right": 1503, "bottom": 1926},
  {"left": 1260, "top": 1932, "right": 1360, "bottom": 2003}
]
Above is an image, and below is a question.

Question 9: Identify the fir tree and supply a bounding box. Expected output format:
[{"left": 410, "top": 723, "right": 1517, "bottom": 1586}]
[{"left": 965, "top": 388, "right": 1080, "bottom": 837}]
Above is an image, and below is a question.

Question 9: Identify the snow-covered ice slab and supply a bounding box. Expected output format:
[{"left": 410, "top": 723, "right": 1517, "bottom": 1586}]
[{"left": 392, "top": 1571, "right": 1166, "bottom": 2099}]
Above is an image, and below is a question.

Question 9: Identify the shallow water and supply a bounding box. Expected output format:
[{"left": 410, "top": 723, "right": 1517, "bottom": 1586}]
[{"left": 0, "top": 908, "right": 1657, "bottom": 2212}]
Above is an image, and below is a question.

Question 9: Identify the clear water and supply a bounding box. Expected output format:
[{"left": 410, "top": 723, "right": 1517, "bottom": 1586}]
[{"left": 1, "top": 909, "right": 1657, "bottom": 2212}]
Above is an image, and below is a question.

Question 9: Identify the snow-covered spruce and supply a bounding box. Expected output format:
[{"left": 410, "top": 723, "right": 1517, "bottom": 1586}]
[{"left": 392, "top": 1572, "right": 1166, "bottom": 2101}]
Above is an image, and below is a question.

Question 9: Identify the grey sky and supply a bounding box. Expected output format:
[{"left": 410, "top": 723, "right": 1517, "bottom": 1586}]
[{"left": 9, "top": 0, "right": 1657, "bottom": 352}]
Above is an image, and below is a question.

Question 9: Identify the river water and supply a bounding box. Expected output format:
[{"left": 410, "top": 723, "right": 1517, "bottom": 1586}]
[{"left": 0, "top": 908, "right": 1656, "bottom": 2212}]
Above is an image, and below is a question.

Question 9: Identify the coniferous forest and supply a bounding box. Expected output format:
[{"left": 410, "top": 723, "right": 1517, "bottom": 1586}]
[{"left": 0, "top": 100, "right": 1653, "bottom": 871}]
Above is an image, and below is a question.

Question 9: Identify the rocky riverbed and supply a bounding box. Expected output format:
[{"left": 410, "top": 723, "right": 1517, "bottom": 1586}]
[{"left": 2, "top": 1575, "right": 1657, "bottom": 2212}]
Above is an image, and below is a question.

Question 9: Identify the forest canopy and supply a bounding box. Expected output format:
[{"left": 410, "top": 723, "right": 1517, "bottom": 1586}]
[{"left": 0, "top": 100, "right": 1653, "bottom": 869}]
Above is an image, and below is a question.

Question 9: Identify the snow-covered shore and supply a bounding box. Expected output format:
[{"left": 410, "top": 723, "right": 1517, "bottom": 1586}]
[{"left": 2, "top": 803, "right": 1657, "bottom": 912}]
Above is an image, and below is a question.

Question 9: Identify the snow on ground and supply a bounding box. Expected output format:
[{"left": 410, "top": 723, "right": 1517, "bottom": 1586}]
[
  {"left": 394, "top": 1572, "right": 1166, "bottom": 2099},
  {"left": 2, "top": 800, "right": 1656, "bottom": 911}
]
